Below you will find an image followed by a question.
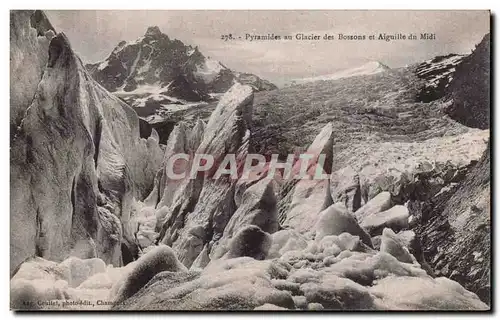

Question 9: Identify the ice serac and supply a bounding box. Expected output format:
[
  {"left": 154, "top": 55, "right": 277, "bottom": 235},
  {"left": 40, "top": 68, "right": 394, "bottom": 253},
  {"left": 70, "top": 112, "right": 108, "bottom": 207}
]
[
  {"left": 156, "top": 122, "right": 189, "bottom": 209},
  {"left": 253, "top": 62, "right": 489, "bottom": 209},
  {"left": 379, "top": 228, "right": 414, "bottom": 264},
  {"left": 10, "top": 10, "right": 55, "bottom": 131},
  {"left": 225, "top": 178, "right": 279, "bottom": 236},
  {"left": 114, "top": 258, "right": 295, "bottom": 310},
  {"left": 10, "top": 10, "right": 163, "bottom": 272},
  {"left": 113, "top": 245, "right": 188, "bottom": 304},
  {"left": 143, "top": 122, "right": 187, "bottom": 210},
  {"left": 225, "top": 225, "right": 272, "bottom": 260},
  {"left": 10, "top": 12, "right": 491, "bottom": 311},
  {"left": 268, "top": 229, "right": 309, "bottom": 259},
  {"left": 354, "top": 191, "right": 392, "bottom": 222},
  {"left": 187, "top": 119, "right": 206, "bottom": 153},
  {"left": 10, "top": 256, "right": 107, "bottom": 309},
  {"left": 210, "top": 178, "right": 279, "bottom": 259},
  {"left": 314, "top": 203, "right": 373, "bottom": 248},
  {"left": 281, "top": 122, "right": 334, "bottom": 232},
  {"left": 360, "top": 205, "right": 409, "bottom": 236},
  {"left": 371, "top": 276, "right": 488, "bottom": 310},
  {"left": 153, "top": 83, "right": 254, "bottom": 267},
  {"left": 252, "top": 42, "right": 490, "bottom": 304}
]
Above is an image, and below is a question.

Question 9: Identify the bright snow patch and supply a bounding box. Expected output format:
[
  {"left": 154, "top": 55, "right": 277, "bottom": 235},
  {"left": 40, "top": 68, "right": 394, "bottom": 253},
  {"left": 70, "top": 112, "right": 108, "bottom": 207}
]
[
  {"left": 195, "top": 58, "right": 225, "bottom": 82},
  {"left": 114, "top": 81, "right": 206, "bottom": 111},
  {"left": 114, "top": 82, "right": 171, "bottom": 97}
]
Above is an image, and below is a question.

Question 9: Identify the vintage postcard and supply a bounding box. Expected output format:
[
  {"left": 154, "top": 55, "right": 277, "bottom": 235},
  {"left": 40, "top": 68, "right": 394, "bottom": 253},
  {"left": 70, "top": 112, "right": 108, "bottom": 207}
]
[{"left": 10, "top": 10, "right": 490, "bottom": 311}]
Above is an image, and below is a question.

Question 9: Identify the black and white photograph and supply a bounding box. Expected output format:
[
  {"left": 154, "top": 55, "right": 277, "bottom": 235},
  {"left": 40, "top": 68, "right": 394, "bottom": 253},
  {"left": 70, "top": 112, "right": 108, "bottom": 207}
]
[{"left": 8, "top": 9, "right": 491, "bottom": 311}]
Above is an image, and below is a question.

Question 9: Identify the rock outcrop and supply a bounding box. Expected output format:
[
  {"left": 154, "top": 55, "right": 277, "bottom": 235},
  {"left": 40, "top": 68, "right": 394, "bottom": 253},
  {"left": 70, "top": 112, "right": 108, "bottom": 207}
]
[
  {"left": 414, "top": 33, "right": 490, "bottom": 129},
  {"left": 280, "top": 122, "right": 334, "bottom": 231},
  {"left": 10, "top": 10, "right": 163, "bottom": 272}
]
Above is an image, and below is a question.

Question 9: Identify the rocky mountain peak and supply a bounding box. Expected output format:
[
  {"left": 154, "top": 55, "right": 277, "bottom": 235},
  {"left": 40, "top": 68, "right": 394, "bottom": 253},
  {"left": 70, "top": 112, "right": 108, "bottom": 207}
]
[
  {"left": 145, "top": 25, "right": 163, "bottom": 37},
  {"left": 444, "top": 33, "right": 490, "bottom": 129},
  {"left": 86, "top": 28, "right": 277, "bottom": 122}
]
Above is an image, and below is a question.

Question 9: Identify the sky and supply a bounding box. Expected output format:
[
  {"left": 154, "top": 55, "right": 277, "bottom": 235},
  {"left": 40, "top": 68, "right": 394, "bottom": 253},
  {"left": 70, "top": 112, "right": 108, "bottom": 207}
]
[{"left": 45, "top": 10, "right": 490, "bottom": 85}]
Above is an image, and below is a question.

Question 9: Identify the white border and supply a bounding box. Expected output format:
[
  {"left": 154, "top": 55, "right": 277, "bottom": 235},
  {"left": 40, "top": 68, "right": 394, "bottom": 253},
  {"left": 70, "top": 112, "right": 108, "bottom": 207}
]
[{"left": 1, "top": 1, "right": 498, "bottom": 319}]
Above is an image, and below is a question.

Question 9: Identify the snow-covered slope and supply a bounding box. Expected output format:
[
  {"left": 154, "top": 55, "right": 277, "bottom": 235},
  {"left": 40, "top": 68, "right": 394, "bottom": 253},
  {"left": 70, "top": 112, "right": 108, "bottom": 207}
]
[
  {"left": 288, "top": 61, "right": 390, "bottom": 86},
  {"left": 414, "top": 54, "right": 465, "bottom": 102}
]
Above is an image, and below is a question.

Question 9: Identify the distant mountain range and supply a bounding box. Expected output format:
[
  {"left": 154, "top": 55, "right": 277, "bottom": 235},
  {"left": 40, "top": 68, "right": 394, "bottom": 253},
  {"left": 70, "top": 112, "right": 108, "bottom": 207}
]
[
  {"left": 86, "top": 26, "right": 277, "bottom": 119},
  {"left": 285, "top": 61, "right": 391, "bottom": 86}
]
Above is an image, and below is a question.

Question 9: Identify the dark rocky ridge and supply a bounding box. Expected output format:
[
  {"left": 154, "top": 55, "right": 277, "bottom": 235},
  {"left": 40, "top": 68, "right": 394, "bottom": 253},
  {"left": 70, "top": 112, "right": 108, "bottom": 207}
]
[{"left": 413, "top": 33, "right": 490, "bottom": 130}]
